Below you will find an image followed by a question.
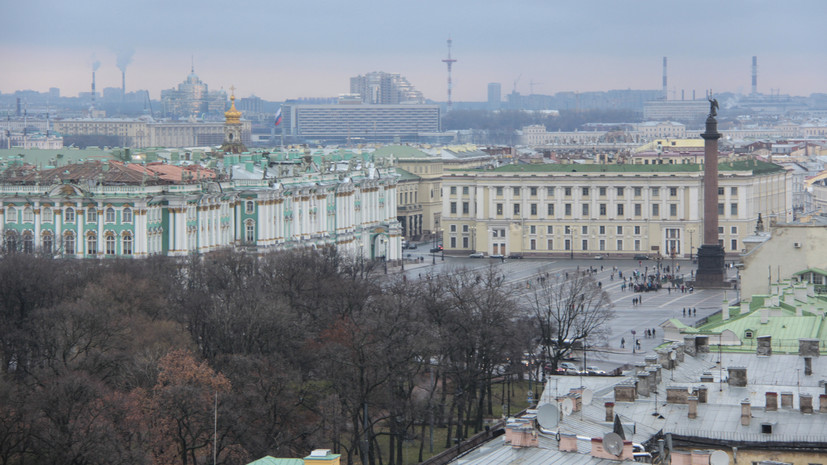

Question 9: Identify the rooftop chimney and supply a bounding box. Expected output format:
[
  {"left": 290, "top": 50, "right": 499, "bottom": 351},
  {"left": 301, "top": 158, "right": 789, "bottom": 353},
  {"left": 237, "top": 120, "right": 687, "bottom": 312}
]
[
  {"left": 605, "top": 402, "right": 614, "bottom": 422},
  {"left": 559, "top": 433, "right": 578, "bottom": 452},
  {"left": 800, "top": 394, "right": 813, "bottom": 414},
  {"left": 614, "top": 383, "right": 637, "bottom": 402},
  {"left": 781, "top": 392, "right": 793, "bottom": 409},
  {"left": 728, "top": 367, "right": 747, "bottom": 387},
  {"left": 766, "top": 392, "right": 778, "bottom": 411},
  {"left": 741, "top": 399, "right": 751, "bottom": 426},
  {"left": 757, "top": 335, "right": 772, "bottom": 356},
  {"left": 688, "top": 396, "right": 698, "bottom": 419},
  {"left": 799, "top": 339, "right": 820, "bottom": 357}
]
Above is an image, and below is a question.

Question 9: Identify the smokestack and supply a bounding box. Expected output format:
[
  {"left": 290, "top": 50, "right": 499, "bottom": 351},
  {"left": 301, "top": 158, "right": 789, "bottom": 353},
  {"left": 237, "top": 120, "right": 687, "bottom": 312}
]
[
  {"left": 662, "top": 57, "right": 667, "bottom": 100},
  {"left": 752, "top": 56, "right": 758, "bottom": 95},
  {"left": 92, "top": 71, "right": 96, "bottom": 108},
  {"left": 116, "top": 48, "right": 134, "bottom": 104}
]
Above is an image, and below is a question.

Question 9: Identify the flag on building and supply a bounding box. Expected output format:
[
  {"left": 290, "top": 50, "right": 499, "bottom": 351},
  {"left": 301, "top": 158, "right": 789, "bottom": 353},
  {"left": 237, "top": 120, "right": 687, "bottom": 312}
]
[{"left": 274, "top": 107, "right": 283, "bottom": 127}]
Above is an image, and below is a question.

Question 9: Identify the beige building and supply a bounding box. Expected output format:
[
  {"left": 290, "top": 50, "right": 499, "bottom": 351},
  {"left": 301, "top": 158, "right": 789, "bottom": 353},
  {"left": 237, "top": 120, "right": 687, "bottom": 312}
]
[
  {"left": 373, "top": 145, "right": 493, "bottom": 241},
  {"left": 54, "top": 118, "right": 251, "bottom": 148},
  {"left": 740, "top": 222, "right": 827, "bottom": 299},
  {"left": 636, "top": 121, "right": 686, "bottom": 139},
  {"left": 441, "top": 160, "right": 791, "bottom": 258}
]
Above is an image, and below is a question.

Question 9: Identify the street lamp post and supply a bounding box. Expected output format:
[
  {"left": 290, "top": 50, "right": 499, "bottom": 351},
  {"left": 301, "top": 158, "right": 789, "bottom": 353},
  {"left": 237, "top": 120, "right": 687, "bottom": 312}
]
[{"left": 441, "top": 228, "right": 444, "bottom": 261}]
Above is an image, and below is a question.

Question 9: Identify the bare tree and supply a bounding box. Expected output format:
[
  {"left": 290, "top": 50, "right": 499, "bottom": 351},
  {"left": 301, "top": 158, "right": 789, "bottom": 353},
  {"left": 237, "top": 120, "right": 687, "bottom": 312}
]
[{"left": 525, "top": 270, "right": 613, "bottom": 373}]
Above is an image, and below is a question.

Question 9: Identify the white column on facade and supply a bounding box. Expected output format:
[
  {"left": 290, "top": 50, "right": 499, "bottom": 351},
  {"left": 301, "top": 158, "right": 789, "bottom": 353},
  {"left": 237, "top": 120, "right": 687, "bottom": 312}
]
[
  {"left": 33, "top": 201, "right": 41, "bottom": 248},
  {"left": 97, "top": 203, "right": 105, "bottom": 257}
]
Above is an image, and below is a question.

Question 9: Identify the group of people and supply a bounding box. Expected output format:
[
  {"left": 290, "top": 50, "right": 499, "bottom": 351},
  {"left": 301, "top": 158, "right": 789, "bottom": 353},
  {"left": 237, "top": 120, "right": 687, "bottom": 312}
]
[{"left": 683, "top": 307, "right": 697, "bottom": 316}]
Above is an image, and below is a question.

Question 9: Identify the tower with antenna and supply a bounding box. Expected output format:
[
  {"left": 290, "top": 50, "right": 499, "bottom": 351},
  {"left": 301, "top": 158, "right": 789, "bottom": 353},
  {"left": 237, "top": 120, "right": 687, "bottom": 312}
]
[
  {"left": 442, "top": 37, "right": 457, "bottom": 112},
  {"left": 662, "top": 57, "right": 668, "bottom": 101}
]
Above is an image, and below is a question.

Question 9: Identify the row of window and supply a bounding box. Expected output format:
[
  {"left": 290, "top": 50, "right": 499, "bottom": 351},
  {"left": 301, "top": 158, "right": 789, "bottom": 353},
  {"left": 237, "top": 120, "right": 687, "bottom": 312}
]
[
  {"left": 5, "top": 206, "right": 133, "bottom": 224},
  {"left": 450, "top": 223, "right": 740, "bottom": 236},
  {"left": 449, "top": 185, "right": 735, "bottom": 198},
  {"left": 448, "top": 201, "right": 739, "bottom": 218},
  {"left": 3, "top": 230, "right": 133, "bottom": 255},
  {"left": 448, "top": 235, "right": 740, "bottom": 252}
]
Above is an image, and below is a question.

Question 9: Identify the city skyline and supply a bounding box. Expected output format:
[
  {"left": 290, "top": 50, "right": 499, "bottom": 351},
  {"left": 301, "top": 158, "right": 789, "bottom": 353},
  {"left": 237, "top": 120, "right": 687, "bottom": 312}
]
[{"left": 2, "top": 0, "right": 826, "bottom": 103}]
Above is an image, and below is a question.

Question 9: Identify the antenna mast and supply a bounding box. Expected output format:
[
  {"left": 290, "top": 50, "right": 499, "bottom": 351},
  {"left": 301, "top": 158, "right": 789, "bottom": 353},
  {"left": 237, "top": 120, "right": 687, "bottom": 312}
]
[{"left": 442, "top": 36, "right": 457, "bottom": 112}]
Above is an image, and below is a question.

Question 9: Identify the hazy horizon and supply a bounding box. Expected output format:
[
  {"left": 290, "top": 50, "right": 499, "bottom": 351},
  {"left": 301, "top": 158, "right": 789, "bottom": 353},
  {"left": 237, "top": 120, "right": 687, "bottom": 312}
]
[{"left": 2, "top": 0, "right": 826, "bottom": 102}]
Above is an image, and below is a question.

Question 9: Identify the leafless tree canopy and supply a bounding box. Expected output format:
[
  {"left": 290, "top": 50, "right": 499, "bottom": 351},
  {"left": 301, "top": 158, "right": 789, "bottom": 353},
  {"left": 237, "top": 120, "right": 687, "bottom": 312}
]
[{"left": 524, "top": 270, "right": 614, "bottom": 372}]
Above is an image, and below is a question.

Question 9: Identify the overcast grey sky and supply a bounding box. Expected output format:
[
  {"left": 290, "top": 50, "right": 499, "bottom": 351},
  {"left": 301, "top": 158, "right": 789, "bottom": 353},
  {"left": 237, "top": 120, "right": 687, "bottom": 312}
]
[{"left": 2, "top": 0, "right": 825, "bottom": 102}]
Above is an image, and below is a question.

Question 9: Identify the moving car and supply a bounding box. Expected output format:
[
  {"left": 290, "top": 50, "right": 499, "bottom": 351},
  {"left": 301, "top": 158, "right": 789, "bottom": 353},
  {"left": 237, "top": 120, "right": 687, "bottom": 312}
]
[
  {"left": 634, "top": 254, "right": 649, "bottom": 260},
  {"left": 430, "top": 245, "right": 443, "bottom": 253},
  {"left": 489, "top": 254, "right": 504, "bottom": 259},
  {"left": 469, "top": 252, "right": 484, "bottom": 258},
  {"left": 593, "top": 255, "right": 604, "bottom": 260},
  {"left": 507, "top": 253, "right": 523, "bottom": 259}
]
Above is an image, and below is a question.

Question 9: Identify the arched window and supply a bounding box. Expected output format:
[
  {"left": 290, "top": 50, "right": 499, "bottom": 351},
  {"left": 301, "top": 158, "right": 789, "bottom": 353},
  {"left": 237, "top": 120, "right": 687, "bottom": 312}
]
[
  {"left": 4, "top": 230, "right": 18, "bottom": 252},
  {"left": 122, "top": 232, "right": 133, "bottom": 255},
  {"left": 87, "top": 232, "right": 97, "bottom": 255},
  {"left": 42, "top": 207, "right": 54, "bottom": 223},
  {"left": 122, "top": 207, "right": 133, "bottom": 223},
  {"left": 63, "top": 231, "right": 75, "bottom": 255},
  {"left": 105, "top": 207, "right": 116, "bottom": 223},
  {"left": 105, "top": 233, "right": 116, "bottom": 255},
  {"left": 245, "top": 200, "right": 254, "bottom": 213},
  {"left": 65, "top": 207, "right": 75, "bottom": 223},
  {"left": 22, "top": 231, "right": 33, "bottom": 254},
  {"left": 87, "top": 207, "right": 97, "bottom": 223},
  {"left": 5, "top": 206, "right": 16, "bottom": 223},
  {"left": 22, "top": 207, "right": 34, "bottom": 223},
  {"left": 41, "top": 231, "right": 53, "bottom": 254},
  {"left": 245, "top": 219, "right": 255, "bottom": 243}
]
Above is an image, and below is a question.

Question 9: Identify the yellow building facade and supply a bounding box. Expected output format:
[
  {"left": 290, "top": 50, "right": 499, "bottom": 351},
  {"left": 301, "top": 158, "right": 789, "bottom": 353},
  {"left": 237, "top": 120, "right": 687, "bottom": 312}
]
[{"left": 441, "top": 161, "right": 791, "bottom": 258}]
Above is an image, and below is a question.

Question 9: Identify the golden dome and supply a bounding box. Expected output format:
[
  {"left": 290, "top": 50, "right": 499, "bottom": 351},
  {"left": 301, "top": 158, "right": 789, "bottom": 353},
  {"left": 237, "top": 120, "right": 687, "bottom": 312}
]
[{"left": 224, "top": 91, "right": 242, "bottom": 124}]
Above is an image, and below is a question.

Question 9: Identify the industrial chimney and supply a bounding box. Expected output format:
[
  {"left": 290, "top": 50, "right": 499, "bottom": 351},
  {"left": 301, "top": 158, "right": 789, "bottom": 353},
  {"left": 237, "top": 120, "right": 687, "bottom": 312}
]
[
  {"left": 122, "top": 70, "right": 126, "bottom": 103},
  {"left": 751, "top": 56, "right": 758, "bottom": 95},
  {"left": 662, "top": 57, "right": 668, "bottom": 100}
]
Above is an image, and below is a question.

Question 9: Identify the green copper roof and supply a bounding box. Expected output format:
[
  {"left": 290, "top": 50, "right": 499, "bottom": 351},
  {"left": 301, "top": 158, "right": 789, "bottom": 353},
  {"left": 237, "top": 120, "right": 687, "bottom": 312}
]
[
  {"left": 394, "top": 167, "right": 420, "bottom": 181},
  {"left": 372, "top": 145, "right": 436, "bottom": 159}
]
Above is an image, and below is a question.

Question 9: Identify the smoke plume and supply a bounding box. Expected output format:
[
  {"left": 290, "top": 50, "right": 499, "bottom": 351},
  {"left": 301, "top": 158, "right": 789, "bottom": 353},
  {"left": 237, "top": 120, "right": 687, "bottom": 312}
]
[{"left": 116, "top": 48, "right": 134, "bottom": 73}]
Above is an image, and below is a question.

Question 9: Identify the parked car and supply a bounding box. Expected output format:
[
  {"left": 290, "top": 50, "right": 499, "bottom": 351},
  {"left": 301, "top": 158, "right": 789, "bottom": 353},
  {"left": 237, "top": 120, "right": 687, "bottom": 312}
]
[
  {"left": 593, "top": 255, "right": 604, "bottom": 260},
  {"left": 469, "top": 252, "right": 485, "bottom": 258},
  {"left": 489, "top": 254, "right": 504, "bottom": 259},
  {"left": 405, "top": 243, "right": 417, "bottom": 250},
  {"left": 634, "top": 254, "right": 649, "bottom": 260},
  {"left": 507, "top": 253, "right": 523, "bottom": 259},
  {"left": 585, "top": 366, "right": 606, "bottom": 375}
]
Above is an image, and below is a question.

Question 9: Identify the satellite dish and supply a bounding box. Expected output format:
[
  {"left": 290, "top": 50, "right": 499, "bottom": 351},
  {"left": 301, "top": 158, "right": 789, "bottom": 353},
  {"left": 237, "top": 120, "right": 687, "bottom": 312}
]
[
  {"left": 670, "top": 351, "right": 677, "bottom": 360},
  {"left": 537, "top": 403, "right": 559, "bottom": 429},
  {"left": 710, "top": 450, "right": 730, "bottom": 465},
  {"left": 603, "top": 432, "right": 624, "bottom": 456},
  {"left": 582, "top": 389, "right": 594, "bottom": 406},
  {"left": 561, "top": 398, "right": 574, "bottom": 416}
]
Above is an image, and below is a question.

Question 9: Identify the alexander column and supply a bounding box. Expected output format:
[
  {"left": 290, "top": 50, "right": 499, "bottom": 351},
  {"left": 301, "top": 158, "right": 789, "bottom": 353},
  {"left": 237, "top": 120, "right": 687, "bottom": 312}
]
[{"left": 695, "top": 98, "right": 725, "bottom": 287}]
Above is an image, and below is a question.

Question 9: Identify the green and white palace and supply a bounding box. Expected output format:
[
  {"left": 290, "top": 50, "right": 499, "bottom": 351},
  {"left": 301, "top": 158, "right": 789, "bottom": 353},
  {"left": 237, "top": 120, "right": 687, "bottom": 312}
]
[{"left": 0, "top": 159, "right": 402, "bottom": 261}]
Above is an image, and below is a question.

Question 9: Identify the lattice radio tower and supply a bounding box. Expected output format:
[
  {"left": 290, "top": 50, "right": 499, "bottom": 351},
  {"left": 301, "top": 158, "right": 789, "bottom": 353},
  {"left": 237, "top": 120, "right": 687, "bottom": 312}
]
[{"left": 442, "top": 37, "right": 457, "bottom": 112}]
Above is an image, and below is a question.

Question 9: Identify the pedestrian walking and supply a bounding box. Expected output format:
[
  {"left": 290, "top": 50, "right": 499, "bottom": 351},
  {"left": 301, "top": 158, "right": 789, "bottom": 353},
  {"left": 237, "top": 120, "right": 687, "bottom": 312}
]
[
  {"left": 682, "top": 308, "right": 686, "bottom": 316},
  {"left": 636, "top": 339, "right": 641, "bottom": 350},
  {"left": 620, "top": 337, "right": 625, "bottom": 348},
  {"left": 651, "top": 328, "right": 656, "bottom": 337}
]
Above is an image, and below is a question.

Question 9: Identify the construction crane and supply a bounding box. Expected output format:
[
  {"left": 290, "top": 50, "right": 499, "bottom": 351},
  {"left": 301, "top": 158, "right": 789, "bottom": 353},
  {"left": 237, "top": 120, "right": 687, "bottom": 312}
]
[{"left": 512, "top": 74, "right": 522, "bottom": 94}]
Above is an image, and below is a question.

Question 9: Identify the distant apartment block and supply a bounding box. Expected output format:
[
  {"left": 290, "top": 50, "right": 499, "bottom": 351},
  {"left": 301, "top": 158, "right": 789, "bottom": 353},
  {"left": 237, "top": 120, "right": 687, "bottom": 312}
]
[
  {"left": 349, "top": 72, "right": 425, "bottom": 104},
  {"left": 281, "top": 103, "right": 440, "bottom": 142},
  {"left": 643, "top": 100, "right": 708, "bottom": 123},
  {"left": 160, "top": 69, "right": 227, "bottom": 118},
  {"left": 487, "top": 83, "right": 501, "bottom": 110}
]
